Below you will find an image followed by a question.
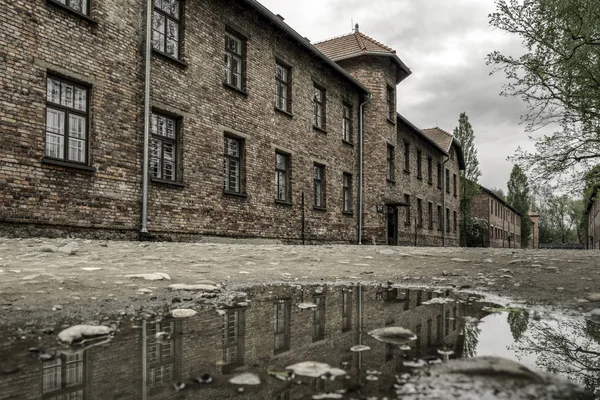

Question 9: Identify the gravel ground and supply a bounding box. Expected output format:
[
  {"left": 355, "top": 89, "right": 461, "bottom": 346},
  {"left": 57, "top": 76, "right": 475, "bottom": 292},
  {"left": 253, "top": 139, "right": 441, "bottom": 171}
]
[{"left": 1, "top": 237, "right": 599, "bottom": 328}]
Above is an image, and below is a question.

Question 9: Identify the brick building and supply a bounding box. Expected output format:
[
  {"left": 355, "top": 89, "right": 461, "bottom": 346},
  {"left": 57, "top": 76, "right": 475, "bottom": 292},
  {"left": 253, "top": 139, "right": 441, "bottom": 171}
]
[
  {"left": 472, "top": 186, "right": 522, "bottom": 248},
  {"left": 585, "top": 185, "right": 600, "bottom": 249},
  {"left": 0, "top": 285, "right": 466, "bottom": 399},
  {"left": 0, "top": 0, "right": 463, "bottom": 244}
]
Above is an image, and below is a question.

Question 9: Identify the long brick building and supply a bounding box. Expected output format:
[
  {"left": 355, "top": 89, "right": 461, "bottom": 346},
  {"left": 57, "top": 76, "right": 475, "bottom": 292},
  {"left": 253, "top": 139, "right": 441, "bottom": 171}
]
[
  {"left": 585, "top": 185, "right": 600, "bottom": 249},
  {"left": 0, "top": 0, "right": 464, "bottom": 244},
  {"left": 472, "top": 186, "right": 522, "bottom": 248}
]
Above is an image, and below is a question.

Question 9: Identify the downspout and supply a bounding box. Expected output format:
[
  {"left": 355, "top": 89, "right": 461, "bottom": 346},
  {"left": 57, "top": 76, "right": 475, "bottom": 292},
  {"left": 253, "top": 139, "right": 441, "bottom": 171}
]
[
  {"left": 140, "top": 0, "right": 153, "bottom": 235},
  {"left": 442, "top": 157, "right": 449, "bottom": 247},
  {"left": 357, "top": 93, "right": 372, "bottom": 245}
]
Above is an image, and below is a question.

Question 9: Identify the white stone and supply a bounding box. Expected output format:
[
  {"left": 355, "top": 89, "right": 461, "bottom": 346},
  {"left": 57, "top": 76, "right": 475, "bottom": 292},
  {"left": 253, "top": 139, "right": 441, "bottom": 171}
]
[
  {"left": 81, "top": 267, "right": 103, "bottom": 271},
  {"left": 125, "top": 273, "right": 171, "bottom": 281},
  {"left": 39, "top": 244, "right": 58, "bottom": 253},
  {"left": 378, "top": 249, "right": 395, "bottom": 255},
  {"left": 57, "top": 242, "right": 78, "bottom": 255},
  {"left": 451, "top": 258, "right": 469, "bottom": 263},
  {"left": 229, "top": 373, "right": 261, "bottom": 386},
  {"left": 169, "top": 284, "right": 219, "bottom": 292},
  {"left": 368, "top": 327, "right": 416, "bottom": 345},
  {"left": 58, "top": 325, "right": 112, "bottom": 344},
  {"left": 587, "top": 293, "right": 600, "bottom": 302},
  {"left": 171, "top": 309, "right": 198, "bottom": 318},
  {"left": 350, "top": 345, "right": 371, "bottom": 352},
  {"left": 285, "top": 361, "right": 346, "bottom": 378}
]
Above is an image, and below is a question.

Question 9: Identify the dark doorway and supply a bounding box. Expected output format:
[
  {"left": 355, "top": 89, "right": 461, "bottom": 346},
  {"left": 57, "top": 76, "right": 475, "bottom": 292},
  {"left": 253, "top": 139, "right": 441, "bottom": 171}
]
[{"left": 387, "top": 207, "right": 398, "bottom": 245}]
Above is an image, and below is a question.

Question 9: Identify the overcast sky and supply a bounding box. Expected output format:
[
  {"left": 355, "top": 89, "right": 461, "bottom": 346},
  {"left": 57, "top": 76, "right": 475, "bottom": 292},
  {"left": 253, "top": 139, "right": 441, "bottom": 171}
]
[{"left": 259, "top": 0, "right": 542, "bottom": 192}]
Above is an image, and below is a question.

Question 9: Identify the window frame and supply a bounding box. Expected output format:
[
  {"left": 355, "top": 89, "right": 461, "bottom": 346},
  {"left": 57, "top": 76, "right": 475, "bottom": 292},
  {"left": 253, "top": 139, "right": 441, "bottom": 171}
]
[
  {"left": 446, "top": 208, "right": 451, "bottom": 233},
  {"left": 417, "top": 150, "right": 423, "bottom": 179},
  {"left": 47, "top": 0, "right": 94, "bottom": 20},
  {"left": 275, "top": 61, "right": 292, "bottom": 114},
  {"left": 313, "top": 163, "right": 326, "bottom": 210},
  {"left": 445, "top": 168, "right": 450, "bottom": 193},
  {"left": 275, "top": 151, "right": 291, "bottom": 203},
  {"left": 427, "top": 156, "right": 433, "bottom": 185},
  {"left": 437, "top": 162, "right": 442, "bottom": 189},
  {"left": 342, "top": 102, "right": 353, "bottom": 143},
  {"left": 223, "top": 29, "right": 247, "bottom": 93},
  {"left": 312, "top": 295, "right": 326, "bottom": 342},
  {"left": 404, "top": 141, "right": 410, "bottom": 173},
  {"left": 454, "top": 211, "right": 458, "bottom": 233},
  {"left": 341, "top": 290, "right": 352, "bottom": 332},
  {"left": 274, "top": 300, "right": 291, "bottom": 354},
  {"left": 223, "top": 134, "right": 245, "bottom": 195},
  {"left": 453, "top": 173, "right": 457, "bottom": 197},
  {"left": 342, "top": 173, "right": 353, "bottom": 214},
  {"left": 428, "top": 202, "right": 433, "bottom": 230},
  {"left": 313, "top": 84, "right": 326, "bottom": 131},
  {"left": 386, "top": 85, "right": 395, "bottom": 122},
  {"left": 386, "top": 144, "right": 395, "bottom": 182},
  {"left": 42, "top": 351, "right": 86, "bottom": 398},
  {"left": 417, "top": 198, "right": 423, "bottom": 227},
  {"left": 150, "top": 111, "right": 182, "bottom": 184},
  {"left": 44, "top": 75, "right": 91, "bottom": 168},
  {"left": 152, "top": 0, "right": 183, "bottom": 60},
  {"left": 404, "top": 194, "right": 411, "bottom": 225},
  {"left": 437, "top": 205, "right": 443, "bottom": 231}
]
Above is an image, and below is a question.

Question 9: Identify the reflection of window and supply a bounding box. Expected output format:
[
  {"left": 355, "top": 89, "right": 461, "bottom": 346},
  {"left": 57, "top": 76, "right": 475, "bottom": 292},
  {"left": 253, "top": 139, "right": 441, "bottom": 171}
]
[
  {"left": 386, "top": 343, "right": 394, "bottom": 361},
  {"left": 415, "top": 324, "right": 422, "bottom": 356},
  {"left": 427, "top": 319, "right": 432, "bottom": 346},
  {"left": 147, "top": 321, "right": 176, "bottom": 389},
  {"left": 445, "top": 311, "right": 450, "bottom": 336},
  {"left": 416, "top": 290, "right": 422, "bottom": 306},
  {"left": 436, "top": 315, "right": 443, "bottom": 344},
  {"left": 223, "top": 309, "right": 245, "bottom": 369},
  {"left": 274, "top": 389, "right": 291, "bottom": 400},
  {"left": 453, "top": 307, "right": 457, "bottom": 331},
  {"left": 313, "top": 295, "right": 325, "bottom": 341},
  {"left": 403, "top": 288, "right": 411, "bottom": 311},
  {"left": 43, "top": 352, "right": 84, "bottom": 399},
  {"left": 274, "top": 300, "right": 291, "bottom": 353},
  {"left": 342, "top": 291, "right": 352, "bottom": 332}
]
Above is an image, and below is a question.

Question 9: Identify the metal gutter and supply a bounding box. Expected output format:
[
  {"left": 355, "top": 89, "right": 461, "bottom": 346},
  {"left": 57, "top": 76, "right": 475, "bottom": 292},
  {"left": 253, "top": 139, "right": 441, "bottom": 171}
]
[
  {"left": 241, "top": 0, "right": 370, "bottom": 95},
  {"left": 397, "top": 113, "right": 449, "bottom": 156},
  {"left": 140, "top": 0, "right": 152, "bottom": 235},
  {"left": 358, "top": 93, "right": 373, "bottom": 245}
]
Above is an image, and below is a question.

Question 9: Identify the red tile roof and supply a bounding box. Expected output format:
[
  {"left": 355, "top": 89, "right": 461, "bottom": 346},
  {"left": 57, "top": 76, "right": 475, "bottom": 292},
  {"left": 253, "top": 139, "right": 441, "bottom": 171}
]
[
  {"left": 422, "top": 127, "right": 454, "bottom": 153},
  {"left": 314, "top": 31, "right": 396, "bottom": 61}
]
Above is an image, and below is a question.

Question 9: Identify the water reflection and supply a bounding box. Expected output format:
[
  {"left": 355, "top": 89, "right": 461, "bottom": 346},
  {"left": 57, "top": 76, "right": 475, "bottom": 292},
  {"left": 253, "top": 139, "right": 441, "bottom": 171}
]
[{"left": 0, "top": 284, "right": 597, "bottom": 399}]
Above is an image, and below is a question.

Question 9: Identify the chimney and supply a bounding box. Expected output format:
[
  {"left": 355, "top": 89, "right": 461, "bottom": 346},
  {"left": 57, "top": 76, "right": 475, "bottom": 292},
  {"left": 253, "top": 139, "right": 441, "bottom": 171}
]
[{"left": 354, "top": 23, "right": 359, "bottom": 33}]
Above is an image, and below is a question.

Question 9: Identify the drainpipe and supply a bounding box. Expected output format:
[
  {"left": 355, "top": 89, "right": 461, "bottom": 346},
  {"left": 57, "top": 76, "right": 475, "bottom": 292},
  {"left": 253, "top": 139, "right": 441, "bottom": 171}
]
[
  {"left": 442, "top": 156, "right": 449, "bottom": 247},
  {"left": 357, "top": 93, "right": 372, "bottom": 245},
  {"left": 140, "top": 0, "right": 153, "bottom": 235}
]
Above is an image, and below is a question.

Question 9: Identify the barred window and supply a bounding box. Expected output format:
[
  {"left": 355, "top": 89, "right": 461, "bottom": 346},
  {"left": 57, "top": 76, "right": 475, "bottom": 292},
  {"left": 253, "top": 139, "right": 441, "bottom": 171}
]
[
  {"left": 275, "top": 152, "right": 290, "bottom": 202},
  {"left": 342, "top": 291, "right": 352, "bottom": 331},
  {"left": 343, "top": 173, "right": 353, "bottom": 213},
  {"left": 224, "top": 136, "right": 243, "bottom": 193},
  {"left": 386, "top": 85, "right": 395, "bottom": 121},
  {"left": 53, "top": 0, "right": 89, "bottom": 15},
  {"left": 152, "top": 0, "right": 181, "bottom": 58},
  {"left": 223, "top": 309, "right": 245, "bottom": 367},
  {"left": 312, "top": 295, "right": 325, "bottom": 341},
  {"left": 151, "top": 113, "right": 178, "bottom": 182},
  {"left": 314, "top": 164, "right": 325, "bottom": 208},
  {"left": 45, "top": 77, "right": 89, "bottom": 164},
  {"left": 224, "top": 31, "right": 245, "bottom": 90},
  {"left": 342, "top": 103, "right": 352, "bottom": 142},
  {"left": 313, "top": 85, "right": 326, "bottom": 130},
  {"left": 274, "top": 300, "right": 291, "bottom": 353},
  {"left": 42, "top": 351, "right": 84, "bottom": 397},
  {"left": 275, "top": 63, "right": 291, "bottom": 112}
]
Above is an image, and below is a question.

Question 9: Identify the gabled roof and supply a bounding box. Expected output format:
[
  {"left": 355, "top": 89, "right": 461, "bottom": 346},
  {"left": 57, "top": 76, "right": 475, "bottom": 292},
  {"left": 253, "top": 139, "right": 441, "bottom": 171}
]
[
  {"left": 397, "top": 113, "right": 448, "bottom": 156},
  {"left": 241, "top": 0, "right": 369, "bottom": 94},
  {"left": 422, "top": 127, "right": 466, "bottom": 170},
  {"left": 314, "top": 30, "right": 411, "bottom": 84}
]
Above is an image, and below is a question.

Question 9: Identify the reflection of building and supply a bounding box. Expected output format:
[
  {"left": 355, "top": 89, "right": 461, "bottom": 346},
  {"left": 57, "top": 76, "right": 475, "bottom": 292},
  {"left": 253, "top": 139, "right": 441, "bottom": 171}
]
[
  {"left": 1, "top": 285, "right": 467, "bottom": 399},
  {"left": 472, "top": 186, "right": 522, "bottom": 248}
]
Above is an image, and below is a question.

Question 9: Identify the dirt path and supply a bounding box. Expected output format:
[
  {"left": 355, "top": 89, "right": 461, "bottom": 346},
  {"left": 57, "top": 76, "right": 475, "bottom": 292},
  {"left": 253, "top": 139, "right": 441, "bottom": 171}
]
[{"left": 1, "top": 238, "right": 598, "bottom": 328}]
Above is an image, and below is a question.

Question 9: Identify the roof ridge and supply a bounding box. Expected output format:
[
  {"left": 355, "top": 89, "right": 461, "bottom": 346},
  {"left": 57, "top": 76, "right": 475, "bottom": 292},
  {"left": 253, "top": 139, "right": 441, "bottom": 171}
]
[
  {"left": 357, "top": 32, "right": 396, "bottom": 53},
  {"left": 424, "top": 127, "right": 454, "bottom": 138},
  {"left": 313, "top": 32, "right": 355, "bottom": 45},
  {"left": 354, "top": 32, "right": 367, "bottom": 51}
]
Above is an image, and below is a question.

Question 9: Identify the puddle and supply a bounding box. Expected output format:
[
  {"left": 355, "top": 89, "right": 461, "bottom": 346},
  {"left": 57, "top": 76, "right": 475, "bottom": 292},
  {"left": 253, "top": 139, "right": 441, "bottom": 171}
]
[{"left": 0, "top": 284, "right": 598, "bottom": 399}]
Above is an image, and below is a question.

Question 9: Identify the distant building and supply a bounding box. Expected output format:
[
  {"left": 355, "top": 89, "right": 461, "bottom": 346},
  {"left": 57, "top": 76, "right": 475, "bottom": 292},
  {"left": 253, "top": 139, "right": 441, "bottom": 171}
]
[
  {"left": 472, "top": 186, "right": 522, "bottom": 248},
  {"left": 528, "top": 210, "right": 540, "bottom": 249},
  {"left": 585, "top": 185, "right": 600, "bottom": 249}
]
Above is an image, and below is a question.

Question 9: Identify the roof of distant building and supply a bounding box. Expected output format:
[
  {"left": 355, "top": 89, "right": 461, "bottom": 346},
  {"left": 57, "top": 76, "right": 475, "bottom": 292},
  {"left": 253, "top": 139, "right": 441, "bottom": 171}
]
[
  {"left": 314, "top": 27, "right": 411, "bottom": 83},
  {"left": 477, "top": 185, "right": 522, "bottom": 217}
]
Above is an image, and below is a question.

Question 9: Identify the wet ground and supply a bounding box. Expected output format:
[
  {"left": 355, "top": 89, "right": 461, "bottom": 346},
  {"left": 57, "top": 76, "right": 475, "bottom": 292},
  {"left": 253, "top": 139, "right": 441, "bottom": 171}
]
[{"left": 1, "top": 284, "right": 597, "bottom": 399}]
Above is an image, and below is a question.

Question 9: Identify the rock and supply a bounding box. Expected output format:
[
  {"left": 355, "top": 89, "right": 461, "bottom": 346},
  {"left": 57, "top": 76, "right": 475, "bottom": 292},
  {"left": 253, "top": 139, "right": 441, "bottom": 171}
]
[
  {"left": 81, "top": 267, "right": 102, "bottom": 271},
  {"left": 169, "top": 284, "right": 219, "bottom": 292},
  {"left": 368, "top": 327, "right": 416, "bottom": 345},
  {"left": 39, "top": 244, "right": 58, "bottom": 253},
  {"left": 500, "top": 275, "right": 513, "bottom": 279},
  {"left": 57, "top": 242, "right": 78, "bottom": 255},
  {"left": 546, "top": 267, "right": 559, "bottom": 273},
  {"left": 137, "top": 288, "right": 152, "bottom": 294},
  {"left": 442, "top": 270, "right": 449, "bottom": 276},
  {"left": 58, "top": 325, "right": 112, "bottom": 344},
  {"left": 379, "top": 249, "right": 395, "bottom": 255},
  {"left": 52, "top": 305, "right": 63, "bottom": 311},
  {"left": 286, "top": 361, "right": 345, "bottom": 378},
  {"left": 298, "top": 302, "right": 318, "bottom": 310},
  {"left": 587, "top": 293, "right": 600, "bottom": 302},
  {"left": 229, "top": 372, "right": 261, "bottom": 386},
  {"left": 171, "top": 309, "right": 198, "bottom": 318},
  {"left": 451, "top": 258, "right": 469, "bottom": 263},
  {"left": 499, "top": 269, "right": 512, "bottom": 274},
  {"left": 125, "top": 273, "right": 171, "bottom": 281},
  {"left": 482, "top": 258, "right": 493, "bottom": 263},
  {"left": 508, "top": 259, "right": 526, "bottom": 265},
  {"left": 350, "top": 345, "right": 370, "bottom": 352},
  {"left": 585, "top": 309, "right": 600, "bottom": 324}
]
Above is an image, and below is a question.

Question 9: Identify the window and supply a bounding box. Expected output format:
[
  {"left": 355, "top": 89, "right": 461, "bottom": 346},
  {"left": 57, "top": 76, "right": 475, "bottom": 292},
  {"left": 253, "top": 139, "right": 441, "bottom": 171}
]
[
  {"left": 151, "top": 113, "right": 179, "bottom": 182},
  {"left": 417, "top": 150, "right": 422, "bottom": 179},
  {"left": 386, "top": 85, "right": 395, "bottom": 121},
  {"left": 453, "top": 174, "right": 457, "bottom": 197},
  {"left": 446, "top": 208, "right": 450, "bottom": 233},
  {"left": 313, "top": 85, "right": 326, "bottom": 130},
  {"left": 342, "top": 103, "right": 352, "bottom": 143},
  {"left": 404, "top": 141, "right": 410, "bottom": 172},
  {"left": 428, "top": 202, "right": 433, "bottom": 230},
  {"left": 445, "top": 310, "right": 450, "bottom": 334},
  {"left": 223, "top": 309, "right": 245, "bottom": 369},
  {"left": 52, "top": 0, "right": 89, "bottom": 15},
  {"left": 152, "top": 0, "right": 181, "bottom": 59},
  {"left": 314, "top": 164, "right": 325, "bottom": 209},
  {"left": 417, "top": 290, "right": 423, "bottom": 306},
  {"left": 454, "top": 211, "right": 458, "bottom": 233},
  {"left": 343, "top": 173, "right": 353, "bottom": 213},
  {"left": 427, "top": 156, "right": 433, "bottom": 184},
  {"left": 224, "top": 31, "right": 245, "bottom": 91},
  {"left": 313, "top": 295, "right": 325, "bottom": 341},
  {"left": 147, "top": 321, "right": 176, "bottom": 389},
  {"left": 404, "top": 194, "right": 411, "bottom": 225},
  {"left": 45, "top": 76, "right": 89, "bottom": 165},
  {"left": 275, "top": 62, "right": 291, "bottom": 113},
  {"left": 224, "top": 136, "right": 243, "bottom": 193},
  {"left": 427, "top": 319, "right": 433, "bottom": 346},
  {"left": 342, "top": 291, "right": 352, "bottom": 332},
  {"left": 43, "top": 352, "right": 84, "bottom": 397},
  {"left": 437, "top": 162, "right": 442, "bottom": 189},
  {"left": 275, "top": 152, "right": 290, "bottom": 202},
  {"left": 438, "top": 205, "right": 442, "bottom": 231},
  {"left": 453, "top": 307, "right": 458, "bottom": 331},
  {"left": 387, "top": 145, "right": 395, "bottom": 182},
  {"left": 436, "top": 315, "right": 443, "bottom": 343},
  {"left": 445, "top": 168, "right": 450, "bottom": 193},
  {"left": 274, "top": 300, "right": 291, "bottom": 353},
  {"left": 417, "top": 198, "right": 423, "bottom": 227}
]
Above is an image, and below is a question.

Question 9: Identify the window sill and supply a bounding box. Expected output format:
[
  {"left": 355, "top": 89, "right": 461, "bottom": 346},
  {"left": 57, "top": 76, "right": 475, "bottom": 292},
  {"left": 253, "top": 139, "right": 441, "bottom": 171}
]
[
  {"left": 428, "top": 181, "right": 433, "bottom": 186},
  {"left": 313, "top": 206, "right": 327, "bottom": 212},
  {"left": 152, "top": 49, "right": 188, "bottom": 68},
  {"left": 41, "top": 157, "right": 96, "bottom": 172},
  {"left": 342, "top": 139, "right": 354, "bottom": 147},
  {"left": 275, "top": 107, "right": 294, "bottom": 119},
  {"left": 343, "top": 211, "right": 354, "bottom": 217},
  {"left": 387, "top": 179, "right": 396, "bottom": 185},
  {"left": 313, "top": 126, "right": 328, "bottom": 134},
  {"left": 404, "top": 170, "right": 410, "bottom": 175},
  {"left": 275, "top": 199, "right": 293, "bottom": 206},
  {"left": 312, "top": 336, "right": 325, "bottom": 343},
  {"left": 417, "top": 176, "right": 423, "bottom": 181},
  {"left": 223, "top": 191, "right": 248, "bottom": 199},
  {"left": 273, "top": 348, "right": 291, "bottom": 357},
  {"left": 151, "top": 177, "right": 185, "bottom": 188},
  {"left": 46, "top": 0, "right": 98, "bottom": 24},
  {"left": 223, "top": 82, "right": 248, "bottom": 97}
]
